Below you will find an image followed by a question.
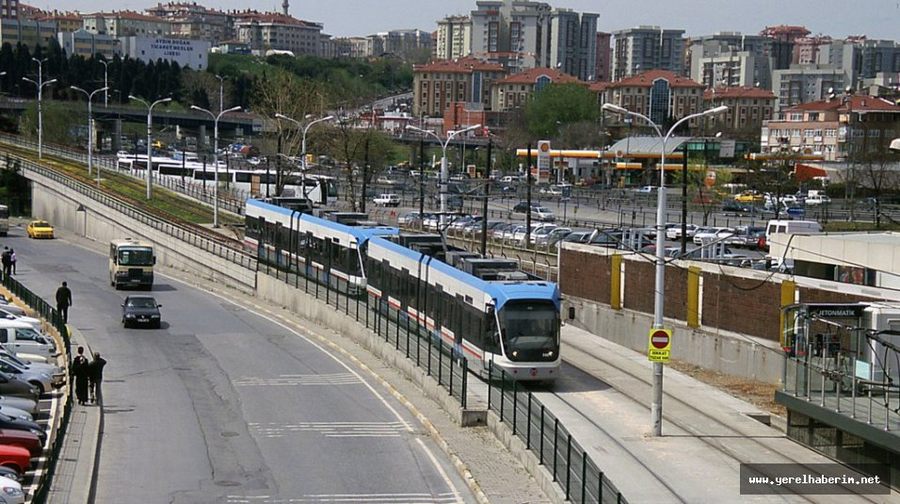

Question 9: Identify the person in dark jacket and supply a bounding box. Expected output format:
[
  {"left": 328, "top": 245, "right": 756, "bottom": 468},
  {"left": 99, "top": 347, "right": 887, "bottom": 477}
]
[
  {"left": 71, "top": 346, "right": 90, "bottom": 405},
  {"left": 89, "top": 352, "right": 107, "bottom": 405},
  {"left": 56, "top": 281, "right": 72, "bottom": 323},
  {"left": 0, "top": 248, "right": 9, "bottom": 279}
]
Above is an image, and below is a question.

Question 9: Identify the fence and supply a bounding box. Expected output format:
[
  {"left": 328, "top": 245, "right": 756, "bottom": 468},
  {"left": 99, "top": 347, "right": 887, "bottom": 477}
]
[
  {"left": 257, "top": 244, "right": 468, "bottom": 407},
  {"left": 1, "top": 274, "right": 72, "bottom": 504},
  {"left": 0, "top": 132, "right": 246, "bottom": 215},
  {"left": 1, "top": 152, "right": 257, "bottom": 270},
  {"left": 488, "top": 364, "right": 626, "bottom": 504}
]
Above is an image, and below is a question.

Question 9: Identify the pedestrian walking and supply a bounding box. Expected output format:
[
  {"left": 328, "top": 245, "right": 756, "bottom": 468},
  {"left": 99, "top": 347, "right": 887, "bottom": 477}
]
[
  {"left": 9, "top": 249, "right": 15, "bottom": 275},
  {"left": 88, "top": 352, "right": 106, "bottom": 405},
  {"left": 0, "top": 247, "right": 10, "bottom": 279},
  {"left": 71, "top": 346, "right": 90, "bottom": 405},
  {"left": 56, "top": 281, "right": 72, "bottom": 323}
]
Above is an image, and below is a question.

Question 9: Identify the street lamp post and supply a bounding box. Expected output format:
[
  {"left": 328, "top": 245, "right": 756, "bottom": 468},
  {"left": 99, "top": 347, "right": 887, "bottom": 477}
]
[
  {"left": 22, "top": 58, "right": 56, "bottom": 159},
  {"left": 129, "top": 95, "right": 173, "bottom": 200},
  {"left": 602, "top": 102, "right": 728, "bottom": 437},
  {"left": 99, "top": 60, "right": 109, "bottom": 107},
  {"left": 406, "top": 123, "right": 482, "bottom": 229},
  {"left": 274, "top": 113, "right": 334, "bottom": 202},
  {"left": 215, "top": 74, "right": 225, "bottom": 114},
  {"left": 70, "top": 85, "right": 109, "bottom": 184},
  {"left": 192, "top": 104, "right": 242, "bottom": 227}
]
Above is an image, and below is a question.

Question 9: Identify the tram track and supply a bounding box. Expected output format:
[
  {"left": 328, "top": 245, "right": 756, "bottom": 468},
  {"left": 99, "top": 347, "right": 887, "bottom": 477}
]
[{"left": 556, "top": 338, "right": 883, "bottom": 503}]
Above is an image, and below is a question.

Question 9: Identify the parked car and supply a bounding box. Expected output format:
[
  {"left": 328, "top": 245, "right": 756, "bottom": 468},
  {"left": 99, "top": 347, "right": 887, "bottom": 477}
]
[
  {"left": 0, "top": 310, "right": 40, "bottom": 331},
  {"left": 25, "top": 220, "right": 53, "bottom": 239},
  {"left": 0, "top": 357, "right": 55, "bottom": 395},
  {"left": 0, "top": 405, "right": 32, "bottom": 423},
  {"left": 0, "top": 413, "right": 44, "bottom": 445},
  {"left": 666, "top": 223, "right": 699, "bottom": 240},
  {"left": 633, "top": 186, "right": 656, "bottom": 193},
  {"left": 122, "top": 295, "right": 162, "bottom": 329},
  {"left": 723, "top": 199, "right": 756, "bottom": 214},
  {"left": 397, "top": 211, "right": 423, "bottom": 226},
  {"left": 0, "top": 397, "right": 36, "bottom": 416},
  {"left": 0, "top": 444, "right": 31, "bottom": 476},
  {"left": 0, "top": 373, "right": 39, "bottom": 400},
  {"left": 0, "top": 302, "right": 24, "bottom": 318},
  {"left": 373, "top": 193, "right": 401, "bottom": 207},
  {"left": 491, "top": 223, "right": 514, "bottom": 240},
  {"left": 0, "top": 321, "right": 57, "bottom": 358},
  {"left": 542, "top": 227, "right": 573, "bottom": 246},
  {"left": 561, "top": 230, "right": 594, "bottom": 244},
  {"left": 529, "top": 224, "right": 558, "bottom": 244},
  {"left": 693, "top": 227, "right": 735, "bottom": 245},
  {"left": 0, "top": 473, "right": 24, "bottom": 504},
  {"left": 805, "top": 194, "right": 832, "bottom": 205},
  {"left": 0, "top": 429, "right": 42, "bottom": 459},
  {"left": 531, "top": 206, "right": 555, "bottom": 222},
  {"left": 0, "top": 465, "right": 20, "bottom": 483}
]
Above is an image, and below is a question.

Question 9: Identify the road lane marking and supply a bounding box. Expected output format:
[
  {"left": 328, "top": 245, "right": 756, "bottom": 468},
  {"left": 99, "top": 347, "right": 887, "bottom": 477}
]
[{"left": 233, "top": 373, "right": 362, "bottom": 387}]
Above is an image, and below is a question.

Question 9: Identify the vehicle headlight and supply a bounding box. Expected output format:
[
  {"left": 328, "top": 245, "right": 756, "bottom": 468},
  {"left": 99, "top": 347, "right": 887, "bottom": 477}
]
[
  {"left": 2, "top": 486, "right": 23, "bottom": 496},
  {"left": 40, "top": 372, "right": 50, "bottom": 379},
  {"left": 125, "top": 314, "right": 135, "bottom": 319},
  {"left": 29, "top": 428, "right": 42, "bottom": 437},
  {"left": 150, "top": 315, "right": 160, "bottom": 319}
]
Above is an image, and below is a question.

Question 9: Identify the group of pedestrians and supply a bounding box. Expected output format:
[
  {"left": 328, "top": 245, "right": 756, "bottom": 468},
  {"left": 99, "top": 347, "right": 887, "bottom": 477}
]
[
  {"left": 0, "top": 246, "right": 16, "bottom": 279},
  {"left": 70, "top": 346, "right": 105, "bottom": 406}
]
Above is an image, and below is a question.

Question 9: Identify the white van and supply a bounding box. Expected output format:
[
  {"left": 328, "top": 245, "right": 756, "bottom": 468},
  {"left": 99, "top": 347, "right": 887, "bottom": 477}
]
[
  {"left": 765, "top": 219, "right": 822, "bottom": 247},
  {"left": 0, "top": 320, "right": 57, "bottom": 358}
]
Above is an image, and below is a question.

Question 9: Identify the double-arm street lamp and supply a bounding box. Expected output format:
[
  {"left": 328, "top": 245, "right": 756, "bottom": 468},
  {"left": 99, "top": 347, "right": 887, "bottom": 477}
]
[
  {"left": 405, "top": 124, "right": 482, "bottom": 229},
  {"left": 129, "top": 95, "right": 172, "bottom": 200},
  {"left": 98, "top": 60, "right": 109, "bottom": 107},
  {"left": 191, "top": 104, "right": 242, "bottom": 227},
  {"left": 70, "top": 85, "right": 109, "bottom": 184},
  {"left": 275, "top": 113, "right": 334, "bottom": 201},
  {"left": 602, "top": 102, "right": 728, "bottom": 437},
  {"left": 22, "top": 58, "right": 56, "bottom": 159}
]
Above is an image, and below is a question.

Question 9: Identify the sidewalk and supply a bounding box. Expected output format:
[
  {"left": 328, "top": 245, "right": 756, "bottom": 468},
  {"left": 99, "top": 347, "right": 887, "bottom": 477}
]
[{"left": 46, "top": 327, "right": 101, "bottom": 504}]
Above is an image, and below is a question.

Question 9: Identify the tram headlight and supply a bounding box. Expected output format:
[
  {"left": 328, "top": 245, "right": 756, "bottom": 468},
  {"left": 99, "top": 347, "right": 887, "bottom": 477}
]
[{"left": 511, "top": 350, "right": 518, "bottom": 358}]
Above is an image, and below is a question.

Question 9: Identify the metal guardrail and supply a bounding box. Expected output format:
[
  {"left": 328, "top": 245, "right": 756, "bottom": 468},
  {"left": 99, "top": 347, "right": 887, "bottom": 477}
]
[
  {"left": 1, "top": 274, "right": 71, "bottom": 504},
  {"left": 0, "top": 132, "right": 246, "bottom": 215},
  {"left": 1, "top": 152, "right": 257, "bottom": 270},
  {"left": 257, "top": 240, "right": 468, "bottom": 407},
  {"left": 487, "top": 364, "right": 627, "bottom": 504}
]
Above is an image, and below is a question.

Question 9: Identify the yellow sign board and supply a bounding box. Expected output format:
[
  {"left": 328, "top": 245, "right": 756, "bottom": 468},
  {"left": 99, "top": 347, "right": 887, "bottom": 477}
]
[{"left": 647, "top": 328, "right": 672, "bottom": 363}]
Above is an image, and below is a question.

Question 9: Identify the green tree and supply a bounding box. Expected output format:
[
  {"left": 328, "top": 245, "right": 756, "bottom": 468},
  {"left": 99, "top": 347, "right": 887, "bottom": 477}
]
[
  {"left": 19, "top": 101, "right": 81, "bottom": 147},
  {"left": 524, "top": 83, "right": 598, "bottom": 138}
]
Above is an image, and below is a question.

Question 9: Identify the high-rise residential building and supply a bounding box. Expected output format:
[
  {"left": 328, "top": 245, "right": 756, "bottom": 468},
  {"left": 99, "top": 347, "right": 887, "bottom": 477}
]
[
  {"left": 234, "top": 12, "right": 323, "bottom": 56},
  {"left": 412, "top": 56, "right": 505, "bottom": 117},
  {"left": 794, "top": 35, "right": 831, "bottom": 65},
  {"left": 771, "top": 64, "right": 847, "bottom": 110},
  {"left": 470, "top": 0, "right": 551, "bottom": 71},
  {"left": 367, "top": 29, "right": 432, "bottom": 61},
  {"left": 595, "top": 32, "right": 612, "bottom": 82},
  {"left": 703, "top": 86, "right": 775, "bottom": 133},
  {"left": 759, "top": 25, "right": 810, "bottom": 69},
  {"left": 435, "top": 15, "right": 471, "bottom": 60},
  {"left": 145, "top": 2, "right": 230, "bottom": 43},
  {"left": 818, "top": 38, "right": 900, "bottom": 89},
  {"left": 548, "top": 8, "right": 597, "bottom": 81},
  {"left": 613, "top": 26, "right": 686, "bottom": 80},
  {"left": 689, "top": 32, "right": 773, "bottom": 89},
  {"left": 333, "top": 36, "right": 370, "bottom": 59},
  {"left": 605, "top": 69, "right": 704, "bottom": 126},
  {"left": 83, "top": 11, "right": 171, "bottom": 38}
]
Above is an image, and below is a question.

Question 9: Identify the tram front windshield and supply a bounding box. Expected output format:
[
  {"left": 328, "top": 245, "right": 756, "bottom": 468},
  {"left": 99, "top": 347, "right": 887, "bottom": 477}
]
[{"left": 500, "top": 301, "right": 559, "bottom": 356}]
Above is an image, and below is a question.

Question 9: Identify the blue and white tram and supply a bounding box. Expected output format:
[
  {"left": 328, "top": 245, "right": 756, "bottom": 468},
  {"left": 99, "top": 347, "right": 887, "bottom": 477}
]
[
  {"left": 245, "top": 198, "right": 397, "bottom": 295},
  {"left": 366, "top": 236, "right": 561, "bottom": 382}
]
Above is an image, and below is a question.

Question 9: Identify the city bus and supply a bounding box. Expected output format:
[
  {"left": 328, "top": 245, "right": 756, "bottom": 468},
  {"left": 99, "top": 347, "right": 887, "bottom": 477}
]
[
  {"left": 109, "top": 239, "right": 156, "bottom": 290},
  {"left": 0, "top": 205, "right": 7, "bottom": 236}
]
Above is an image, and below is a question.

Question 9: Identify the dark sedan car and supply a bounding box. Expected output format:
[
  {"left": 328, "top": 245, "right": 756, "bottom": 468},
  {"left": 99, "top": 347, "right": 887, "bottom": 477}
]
[
  {"left": 122, "top": 295, "right": 162, "bottom": 329},
  {"left": 0, "top": 373, "right": 38, "bottom": 400},
  {"left": 0, "top": 429, "right": 42, "bottom": 457},
  {"left": 0, "top": 413, "right": 44, "bottom": 445}
]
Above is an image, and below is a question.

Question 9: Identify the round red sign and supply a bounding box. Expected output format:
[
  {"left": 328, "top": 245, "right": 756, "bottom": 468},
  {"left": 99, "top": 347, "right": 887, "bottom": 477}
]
[{"left": 651, "top": 330, "right": 670, "bottom": 349}]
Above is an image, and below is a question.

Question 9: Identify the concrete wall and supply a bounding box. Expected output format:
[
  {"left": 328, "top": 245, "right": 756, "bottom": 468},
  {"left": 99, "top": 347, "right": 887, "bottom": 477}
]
[{"left": 27, "top": 169, "right": 256, "bottom": 294}]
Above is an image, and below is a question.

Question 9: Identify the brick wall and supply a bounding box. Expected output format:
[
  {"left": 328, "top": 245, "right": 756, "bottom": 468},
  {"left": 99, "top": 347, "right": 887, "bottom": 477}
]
[
  {"left": 560, "top": 248, "right": 610, "bottom": 304},
  {"left": 664, "top": 265, "right": 688, "bottom": 321},
  {"left": 798, "top": 287, "right": 879, "bottom": 305},
  {"left": 702, "top": 272, "right": 782, "bottom": 341},
  {"left": 623, "top": 259, "right": 654, "bottom": 314}
]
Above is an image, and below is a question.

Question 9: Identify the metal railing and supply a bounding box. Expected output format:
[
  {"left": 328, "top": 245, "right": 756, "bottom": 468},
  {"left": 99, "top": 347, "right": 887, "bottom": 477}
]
[
  {"left": 257, "top": 243, "right": 468, "bottom": 407},
  {"left": 487, "top": 363, "right": 626, "bottom": 504},
  {"left": 1, "top": 152, "right": 257, "bottom": 270},
  {"left": 0, "top": 132, "right": 246, "bottom": 214},
  {"left": 1, "top": 274, "right": 71, "bottom": 504}
]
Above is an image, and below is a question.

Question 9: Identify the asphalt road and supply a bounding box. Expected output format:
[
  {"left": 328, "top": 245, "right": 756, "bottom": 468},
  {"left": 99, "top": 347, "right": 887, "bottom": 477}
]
[{"left": 5, "top": 224, "right": 473, "bottom": 504}]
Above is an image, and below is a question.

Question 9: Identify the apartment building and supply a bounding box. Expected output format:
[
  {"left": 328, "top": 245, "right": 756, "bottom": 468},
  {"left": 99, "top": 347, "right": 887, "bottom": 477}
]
[
  {"left": 548, "top": 8, "right": 597, "bottom": 81},
  {"left": 613, "top": 26, "right": 686, "bottom": 80},
  {"left": 234, "top": 12, "right": 322, "bottom": 56},
  {"left": 470, "top": 0, "right": 551, "bottom": 72},
  {"left": 771, "top": 64, "right": 847, "bottom": 109},
  {"left": 34, "top": 11, "right": 83, "bottom": 33},
  {"left": 435, "top": 15, "right": 471, "bottom": 60},
  {"left": 0, "top": 17, "right": 55, "bottom": 48},
  {"left": 703, "top": 86, "right": 775, "bottom": 133},
  {"left": 595, "top": 32, "right": 611, "bottom": 82},
  {"left": 491, "top": 67, "right": 581, "bottom": 111},
  {"left": 145, "top": 2, "right": 230, "bottom": 43},
  {"left": 57, "top": 28, "right": 119, "bottom": 59},
  {"left": 761, "top": 94, "right": 900, "bottom": 161},
  {"left": 367, "top": 29, "right": 432, "bottom": 60},
  {"left": 83, "top": 11, "right": 171, "bottom": 38},
  {"left": 605, "top": 69, "right": 704, "bottom": 126},
  {"left": 759, "top": 25, "right": 810, "bottom": 70},
  {"left": 413, "top": 57, "right": 505, "bottom": 117},
  {"left": 689, "top": 32, "right": 773, "bottom": 89}
]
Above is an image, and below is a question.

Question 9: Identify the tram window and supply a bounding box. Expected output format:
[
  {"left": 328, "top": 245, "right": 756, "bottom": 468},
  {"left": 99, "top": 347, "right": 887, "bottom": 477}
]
[{"left": 236, "top": 172, "right": 252, "bottom": 183}]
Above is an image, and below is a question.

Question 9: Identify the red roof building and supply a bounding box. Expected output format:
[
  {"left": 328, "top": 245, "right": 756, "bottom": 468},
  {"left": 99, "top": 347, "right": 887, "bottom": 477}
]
[
  {"left": 605, "top": 70, "right": 705, "bottom": 127},
  {"left": 703, "top": 86, "right": 776, "bottom": 133},
  {"left": 762, "top": 94, "right": 900, "bottom": 161},
  {"left": 490, "top": 67, "right": 583, "bottom": 112},
  {"left": 413, "top": 58, "right": 506, "bottom": 117}
]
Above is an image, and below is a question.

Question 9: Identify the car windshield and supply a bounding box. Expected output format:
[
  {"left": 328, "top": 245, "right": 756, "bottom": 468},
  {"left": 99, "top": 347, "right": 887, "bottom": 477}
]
[
  {"left": 127, "top": 297, "right": 158, "bottom": 309},
  {"left": 501, "top": 301, "right": 560, "bottom": 351},
  {"left": 33, "top": 221, "right": 49, "bottom": 227},
  {"left": 118, "top": 247, "right": 154, "bottom": 266}
]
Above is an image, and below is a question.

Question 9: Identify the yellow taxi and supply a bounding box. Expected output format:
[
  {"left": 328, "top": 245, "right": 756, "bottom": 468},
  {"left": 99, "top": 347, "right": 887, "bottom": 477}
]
[
  {"left": 733, "top": 191, "right": 764, "bottom": 203},
  {"left": 26, "top": 220, "right": 54, "bottom": 239}
]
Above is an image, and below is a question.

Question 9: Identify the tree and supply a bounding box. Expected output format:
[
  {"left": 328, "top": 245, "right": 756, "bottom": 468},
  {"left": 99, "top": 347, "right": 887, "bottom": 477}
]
[
  {"left": 19, "top": 100, "right": 81, "bottom": 147},
  {"left": 321, "top": 119, "right": 392, "bottom": 211},
  {"left": 524, "top": 83, "right": 599, "bottom": 138}
]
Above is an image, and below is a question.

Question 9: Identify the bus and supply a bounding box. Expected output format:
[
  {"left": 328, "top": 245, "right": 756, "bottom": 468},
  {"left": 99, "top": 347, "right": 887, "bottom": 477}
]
[
  {"left": 0, "top": 205, "right": 7, "bottom": 236},
  {"left": 109, "top": 239, "right": 156, "bottom": 290}
]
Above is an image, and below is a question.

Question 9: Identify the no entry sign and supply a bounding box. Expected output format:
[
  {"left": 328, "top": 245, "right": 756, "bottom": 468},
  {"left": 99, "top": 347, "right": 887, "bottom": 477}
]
[{"left": 647, "top": 328, "right": 672, "bottom": 362}]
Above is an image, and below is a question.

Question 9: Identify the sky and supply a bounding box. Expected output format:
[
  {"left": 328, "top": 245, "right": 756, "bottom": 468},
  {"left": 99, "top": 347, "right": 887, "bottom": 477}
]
[{"left": 41, "top": 0, "right": 900, "bottom": 40}]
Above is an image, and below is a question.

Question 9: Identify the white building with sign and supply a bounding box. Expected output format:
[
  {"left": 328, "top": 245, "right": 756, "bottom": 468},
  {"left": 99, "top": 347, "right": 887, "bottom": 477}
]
[{"left": 119, "top": 35, "right": 210, "bottom": 70}]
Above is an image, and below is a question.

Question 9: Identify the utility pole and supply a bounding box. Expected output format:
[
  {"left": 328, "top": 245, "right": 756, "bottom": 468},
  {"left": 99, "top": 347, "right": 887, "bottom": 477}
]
[
  {"left": 680, "top": 141, "right": 688, "bottom": 255},
  {"left": 362, "top": 134, "right": 369, "bottom": 213},
  {"left": 525, "top": 144, "right": 533, "bottom": 248},
  {"left": 419, "top": 127, "right": 425, "bottom": 224},
  {"left": 481, "top": 136, "right": 492, "bottom": 256}
]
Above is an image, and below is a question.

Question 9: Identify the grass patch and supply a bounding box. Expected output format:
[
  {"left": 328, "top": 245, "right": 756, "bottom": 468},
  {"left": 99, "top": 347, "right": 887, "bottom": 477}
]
[{"left": 823, "top": 221, "right": 900, "bottom": 232}]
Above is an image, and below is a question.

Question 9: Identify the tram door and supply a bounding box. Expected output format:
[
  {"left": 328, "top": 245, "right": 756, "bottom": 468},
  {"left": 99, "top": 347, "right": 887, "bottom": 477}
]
[{"left": 251, "top": 175, "right": 261, "bottom": 196}]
